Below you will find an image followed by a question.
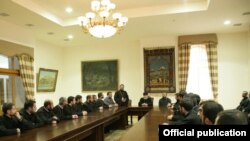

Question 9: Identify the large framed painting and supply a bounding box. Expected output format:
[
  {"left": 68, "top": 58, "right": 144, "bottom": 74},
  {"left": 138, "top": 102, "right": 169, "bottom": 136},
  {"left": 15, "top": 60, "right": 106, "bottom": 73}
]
[
  {"left": 144, "top": 48, "right": 176, "bottom": 93},
  {"left": 37, "top": 68, "right": 58, "bottom": 92},
  {"left": 81, "top": 60, "right": 118, "bottom": 91}
]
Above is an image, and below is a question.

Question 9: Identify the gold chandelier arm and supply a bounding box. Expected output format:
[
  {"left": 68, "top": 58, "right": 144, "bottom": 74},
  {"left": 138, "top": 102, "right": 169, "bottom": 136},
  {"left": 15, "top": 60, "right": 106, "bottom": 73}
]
[{"left": 79, "top": 0, "right": 128, "bottom": 38}]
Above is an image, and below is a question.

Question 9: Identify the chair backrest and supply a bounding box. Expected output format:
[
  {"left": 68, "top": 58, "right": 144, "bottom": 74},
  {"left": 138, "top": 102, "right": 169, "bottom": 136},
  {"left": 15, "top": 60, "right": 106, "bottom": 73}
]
[{"left": 128, "top": 99, "right": 132, "bottom": 107}]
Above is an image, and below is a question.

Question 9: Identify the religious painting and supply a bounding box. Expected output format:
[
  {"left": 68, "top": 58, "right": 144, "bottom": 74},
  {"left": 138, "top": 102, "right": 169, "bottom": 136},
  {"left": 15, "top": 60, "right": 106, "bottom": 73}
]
[
  {"left": 81, "top": 60, "right": 118, "bottom": 91},
  {"left": 37, "top": 68, "right": 58, "bottom": 92},
  {"left": 144, "top": 48, "right": 176, "bottom": 93}
]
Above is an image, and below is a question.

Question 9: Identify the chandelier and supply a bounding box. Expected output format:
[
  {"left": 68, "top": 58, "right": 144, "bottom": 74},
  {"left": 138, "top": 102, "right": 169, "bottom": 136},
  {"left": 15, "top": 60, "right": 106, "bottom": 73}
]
[{"left": 78, "top": 0, "right": 128, "bottom": 38}]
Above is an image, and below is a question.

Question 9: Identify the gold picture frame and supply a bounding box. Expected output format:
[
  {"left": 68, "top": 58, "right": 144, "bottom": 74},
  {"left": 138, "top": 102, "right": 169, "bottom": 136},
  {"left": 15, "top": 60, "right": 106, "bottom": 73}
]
[
  {"left": 144, "top": 48, "right": 176, "bottom": 93},
  {"left": 81, "top": 60, "right": 118, "bottom": 92},
  {"left": 37, "top": 68, "right": 58, "bottom": 92}
]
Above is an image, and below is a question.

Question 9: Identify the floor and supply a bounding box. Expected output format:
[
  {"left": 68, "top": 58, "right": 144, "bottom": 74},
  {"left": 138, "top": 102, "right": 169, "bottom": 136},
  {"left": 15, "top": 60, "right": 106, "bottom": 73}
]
[
  {"left": 104, "top": 116, "right": 138, "bottom": 141},
  {"left": 104, "top": 130, "right": 128, "bottom": 141}
]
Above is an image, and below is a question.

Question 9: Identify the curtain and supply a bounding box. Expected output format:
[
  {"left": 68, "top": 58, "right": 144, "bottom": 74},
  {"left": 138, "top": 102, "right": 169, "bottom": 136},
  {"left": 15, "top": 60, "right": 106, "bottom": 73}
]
[
  {"left": 178, "top": 43, "right": 191, "bottom": 91},
  {"left": 17, "top": 54, "right": 34, "bottom": 100},
  {"left": 186, "top": 45, "right": 213, "bottom": 99},
  {"left": 205, "top": 42, "right": 218, "bottom": 100}
]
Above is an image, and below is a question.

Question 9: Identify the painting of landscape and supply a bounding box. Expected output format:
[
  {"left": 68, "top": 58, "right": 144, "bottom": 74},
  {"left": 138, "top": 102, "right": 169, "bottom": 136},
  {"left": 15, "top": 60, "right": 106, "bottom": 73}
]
[
  {"left": 81, "top": 60, "right": 118, "bottom": 91},
  {"left": 144, "top": 48, "right": 176, "bottom": 93},
  {"left": 37, "top": 68, "right": 58, "bottom": 92}
]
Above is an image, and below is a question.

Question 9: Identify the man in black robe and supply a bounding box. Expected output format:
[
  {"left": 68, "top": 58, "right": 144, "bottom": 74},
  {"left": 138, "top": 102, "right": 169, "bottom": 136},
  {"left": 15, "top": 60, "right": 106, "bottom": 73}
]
[
  {"left": 84, "top": 95, "right": 96, "bottom": 112},
  {"left": 0, "top": 103, "right": 29, "bottom": 136},
  {"left": 95, "top": 92, "right": 107, "bottom": 108},
  {"left": 53, "top": 97, "right": 72, "bottom": 120},
  {"left": 237, "top": 91, "right": 250, "bottom": 112},
  {"left": 21, "top": 100, "right": 44, "bottom": 129},
  {"left": 138, "top": 92, "right": 153, "bottom": 107},
  {"left": 75, "top": 95, "right": 88, "bottom": 116},
  {"left": 114, "top": 84, "right": 129, "bottom": 107},
  {"left": 170, "top": 98, "right": 201, "bottom": 125},
  {"left": 63, "top": 96, "right": 78, "bottom": 119},
  {"left": 170, "top": 93, "right": 185, "bottom": 121},
  {"left": 37, "top": 100, "right": 59, "bottom": 124},
  {"left": 158, "top": 92, "right": 171, "bottom": 107},
  {"left": 199, "top": 100, "right": 224, "bottom": 125}
]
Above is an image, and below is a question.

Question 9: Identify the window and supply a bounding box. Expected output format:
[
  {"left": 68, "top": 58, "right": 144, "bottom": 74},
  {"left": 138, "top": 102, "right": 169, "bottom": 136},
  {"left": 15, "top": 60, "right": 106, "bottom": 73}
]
[
  {"left": 0, "top": 55, "right": 9, "bottom": 68},
  {"left": 186, "top": 44, "right": 213, "bottom": 99},
  {"left": 0, "top": 54, "right": 25, "bottom": 115}
]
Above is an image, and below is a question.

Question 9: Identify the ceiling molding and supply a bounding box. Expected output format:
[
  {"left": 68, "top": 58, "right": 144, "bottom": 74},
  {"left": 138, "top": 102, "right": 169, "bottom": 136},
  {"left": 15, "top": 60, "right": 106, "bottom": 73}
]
[{"left": 12, "top": 0, "right": 210, "bottom": 27}]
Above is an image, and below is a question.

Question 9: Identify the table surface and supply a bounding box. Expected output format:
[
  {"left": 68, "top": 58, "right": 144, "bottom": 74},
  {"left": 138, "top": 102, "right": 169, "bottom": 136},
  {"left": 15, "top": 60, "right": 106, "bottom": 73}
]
[
  {"left": 119, "top": 107, "right": 170, "bottom": 141},
  {"left": 0, "top": 107, "right": 127, "bottom": 141},
  {"left": 0, "top": 107, "right": 169, "bottom": 141}
]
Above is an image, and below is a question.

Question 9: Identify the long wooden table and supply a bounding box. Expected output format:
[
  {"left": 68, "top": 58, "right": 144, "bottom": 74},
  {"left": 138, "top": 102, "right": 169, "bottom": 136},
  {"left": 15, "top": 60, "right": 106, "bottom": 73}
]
[
  {"left": 119, "top": 107, "right": 170, "bottom": 141},
  {"left": 0, "top": 107, "right": 128, "bottom": 141},
  {"left": 0, "top": 107, "right": 168, "bottom": 141},
  {"left": 127, "top": 106, "right": 152, "bottom": 125}
]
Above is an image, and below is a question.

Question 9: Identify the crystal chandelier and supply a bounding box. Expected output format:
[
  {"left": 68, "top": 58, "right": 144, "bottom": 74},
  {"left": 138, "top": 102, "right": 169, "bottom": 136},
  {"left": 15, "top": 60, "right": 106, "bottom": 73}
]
[{"left": 78, "top": 0, "right": 128, "bottom": 38}]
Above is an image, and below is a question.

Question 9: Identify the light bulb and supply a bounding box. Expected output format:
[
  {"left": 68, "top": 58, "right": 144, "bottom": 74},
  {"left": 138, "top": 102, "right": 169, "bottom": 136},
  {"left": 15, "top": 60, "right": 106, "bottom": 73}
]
[
  {"left": 78, "top": 16, "right": 87, "bottom": 25},
  {"left": 108, "top": 3, "right": 116, "bottom": 9},
  {"left": 78, "top": 16, "right": 84, "bottom": 21},
  {"left": 118, "top": 22, "right": 123, "bottom": 27},
  {"left": 112, "top": 13, "right": 122, "bottom": 20},
  {"left": 120, "top": 17, "right": 128, "bottom": 23},
  {"left": 101, "top": 0, "right": 110, "bottom": 6},
  {"left": 67, "top": 34, "right": 73, "bottom": 39},
  {"left": 100, "top": 11, "right": 109, "bottom": 18},
  {"left": 224, "top": 20, "right": 231, "bottom": 25},
  {"left": 65, "top": 7, "right": 73, "bottom": 13},
  {"left": 91, "top": 0, "right": 100, "bottom": 11},
  {"left": 86, "top": 12, "right": 96, "bottom": 19}
]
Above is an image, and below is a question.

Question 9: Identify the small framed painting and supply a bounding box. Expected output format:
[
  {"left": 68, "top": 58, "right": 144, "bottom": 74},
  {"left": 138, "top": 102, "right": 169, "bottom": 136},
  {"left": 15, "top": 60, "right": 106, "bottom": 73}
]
[{"left": 37, "top": 68, "right": 58, "bottom": 92}]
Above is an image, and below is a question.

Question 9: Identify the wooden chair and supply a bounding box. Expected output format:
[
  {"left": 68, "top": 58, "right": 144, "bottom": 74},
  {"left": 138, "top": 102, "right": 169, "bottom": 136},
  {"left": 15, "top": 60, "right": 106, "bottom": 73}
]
[{"left": 128, "top": 99, "right": 132, "bottom": 107}]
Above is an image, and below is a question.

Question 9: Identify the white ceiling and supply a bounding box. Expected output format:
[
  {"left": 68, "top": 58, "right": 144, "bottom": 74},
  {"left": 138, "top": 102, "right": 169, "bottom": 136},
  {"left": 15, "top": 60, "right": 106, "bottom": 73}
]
[
  {"left": 0, "top": 0, "right": 249, "bottom": 47},
  {"left": 11, "top": 0, "right": 209, "bottom": 26}
]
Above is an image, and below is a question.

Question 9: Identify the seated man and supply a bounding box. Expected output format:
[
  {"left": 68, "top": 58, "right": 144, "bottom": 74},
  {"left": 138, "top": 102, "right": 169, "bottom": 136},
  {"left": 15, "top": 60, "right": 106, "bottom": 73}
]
[
  {"left": 21, "top": 100, "right": 44, "bottom": 128},
  {"left": 173, "top": 93, "right": 184, "bottom": 113},
  {"left": 95, "top": 92, "right": 107, "bottom": 108},
  {"left": 0, "top": 102, "right": 29, "bottom": 136},
  {"left": 168, "top": 93, "right": 185, "bottom": 121},
  {"left": 199, "top": 100, "right": 224, "bottom": 125},
  {"left": 75, "top": 95, "right": 88, "bottom": 116},
  {"left": 138, "top": 92, "right": 153, "bottom": 107},
  {"left": 104, "top": 92, "right": 115, "bottom": 107},
  {"left": 215, "top": 109, "right": 248, "bottom": 125},
  {"left": 92, "top": 95, "right": 98, "bottom": 110},
  {"left": 236, "top": 91, "right": 249, "bottom": 112},
  {"left": 84, "top": 95, "right": 96, "bottom": 112},
  {"left": 37, "top": 100, "right": 59, "bottom": 124},
  {"left": 63, "top": 96, "right": 78, "bottom": 119},
  {"left": 186, "top": 93, "right": 201, "bottom": 113},
  {"left": 158, "top": 92, "right": 171, "bottom": 107},
  {"left": 170, "top": 98, "right": 201, "bottom": 125},
  {"left": 53, "top": 97, "right": 72, "bottom": 120}
]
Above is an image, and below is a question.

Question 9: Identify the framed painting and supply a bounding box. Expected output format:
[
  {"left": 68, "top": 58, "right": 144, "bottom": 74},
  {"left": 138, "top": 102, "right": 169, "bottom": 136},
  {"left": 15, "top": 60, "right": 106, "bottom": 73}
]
[
  {"left": 144, "top": 48, "right": 176, "bottom": 93},
  {"left": 37, "top": 68, "right": 58, "bottom": 92},
  {"left": 81, "top": 60, "right": 118, "bottom": 91}
]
